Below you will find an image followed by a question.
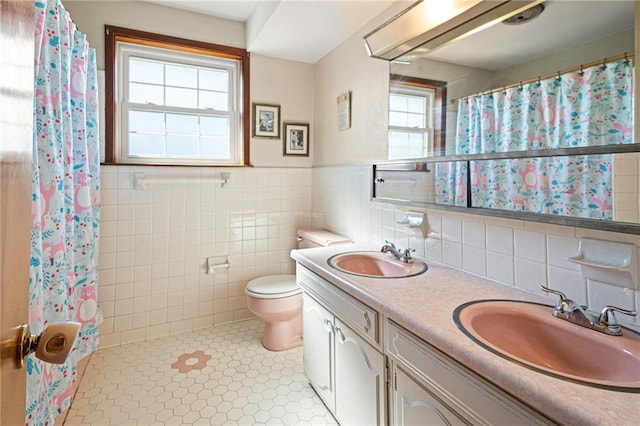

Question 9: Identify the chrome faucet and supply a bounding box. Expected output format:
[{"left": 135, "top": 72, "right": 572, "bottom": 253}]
[
  {"left": 381, "top": 240, "right": 415, "bottom": 263},
  {"left": 541, "top": 285, "right": 637, "bottom": 336}
]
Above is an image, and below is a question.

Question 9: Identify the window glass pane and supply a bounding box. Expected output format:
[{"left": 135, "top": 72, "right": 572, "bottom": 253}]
[
  {"left": 166, "top": 113, "right": 198, "bottom": 135},
  {"left": 129, "top": 110, "right": 164, "bottom": 133},
  {"left": 407, "top": 96, "right": 426, "bottom": 113},
  {"left": 166, "top": 64, "right": 198, "bottom": 88},
  {"left": 129, "top": 58, "right": 163, "bottom": 84},
  {"left": 389, "top": 111, "right": 408, "bottom": 127},
  {"left": 389, "top": 94, "right": 407, "bottom": 112},
  {"left": 407, "top": 112, "right": 425, "bottom": 128},
  {"left": 408, "top": 133, "right": 425, "bottom": 150},
  {"left": 200, "top": 137, "right": 230, "bottom": 158},
  {"left": 129, "top": 133, "right": 164, "bottom": 156},
  {"left": 199, "top": 91, "right": 229, "bottom": 110},
  {"left": 201, "top": 116, "right": 229, "bottom": 137},
  {"left": 129, "top": 82, "right": 164, "bottom": 105},
  {"left": 167, "top": 135, "right": 198, "bottom": 156},
  {"left": 389, "top": 131, "right": 409, "bottom": 147},
  {"left": 166, "top": 87, "right": 198, "bottom": 108},
  {"left": 199, "top": 69, "right": 228, "bottom": 92}
]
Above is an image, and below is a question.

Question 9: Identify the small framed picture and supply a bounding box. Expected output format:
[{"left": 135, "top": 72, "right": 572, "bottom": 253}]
[
  {"left": 252, "top": 103, "right": 280, "bottom": 138},
  {"left": 283, "top": 122, "right": 310, "bottom": 156}
]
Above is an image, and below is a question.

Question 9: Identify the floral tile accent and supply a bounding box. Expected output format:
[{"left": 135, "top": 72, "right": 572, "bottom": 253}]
[{"left": 171, "top": 350, "right": 212, "bottom": 373}]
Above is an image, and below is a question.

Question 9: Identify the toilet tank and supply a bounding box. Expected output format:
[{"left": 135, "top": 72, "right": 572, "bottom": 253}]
[{"left": 297, "top": 229, "right": 351, "bottom": 249}]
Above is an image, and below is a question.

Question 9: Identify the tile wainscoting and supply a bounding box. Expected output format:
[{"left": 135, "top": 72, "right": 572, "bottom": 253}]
[
  {"left": 98, "top": 166, "right": 313, "bottom": 348},
  {"left": 311, "top": 165, "right": 640, "bottom": 327}
]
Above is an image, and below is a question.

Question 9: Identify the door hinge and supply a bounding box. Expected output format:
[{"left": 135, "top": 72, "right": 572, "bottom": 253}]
[{"left": 394, "top": 370, "right": 397, "bottom": 391}]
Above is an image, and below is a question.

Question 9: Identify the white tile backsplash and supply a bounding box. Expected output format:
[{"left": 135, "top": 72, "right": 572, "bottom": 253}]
[
  {"left": 486, "top": 225, "right": 514, "bottom": 255},
  {"left": 486, "top": 252, "right": 514, "bottom": 286},
  {"left": 442, "top": 217, "right": 462, "bottom": 243},
  {"left": 311, "top": 166, "right": 640, "bottom": 327},
  {"left": 442, "top": 241, "right": 463, "bottom": 268}
]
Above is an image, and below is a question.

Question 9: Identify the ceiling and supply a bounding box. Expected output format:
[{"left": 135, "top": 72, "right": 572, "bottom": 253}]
[
  {"left": 415, "top": 0, "right": 635, "bottom": 70},
  {"left": 144, "top": 0, "right": 404, "bottom": 63},
  {"left": 142, "top": 1, "right": 635, "bottom": 68}
]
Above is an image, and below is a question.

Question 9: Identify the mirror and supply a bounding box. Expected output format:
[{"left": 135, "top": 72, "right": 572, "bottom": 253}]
[
  {"left": 382, "top": 0, "right": 639, "bottom": 227},
  {"left": 389, "top": 0, "right": 634, "bottom": 157}
]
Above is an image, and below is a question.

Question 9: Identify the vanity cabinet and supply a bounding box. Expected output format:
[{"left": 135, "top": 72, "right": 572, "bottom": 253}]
[
  {"left": 392, "top": 365, "right": 466, "bottom": 426},
  {"left": 386, "top": 320, "right": 555, "bottom": 426},
  {"left": 298, "top": 266, "right": 385, "bottom": 426}
]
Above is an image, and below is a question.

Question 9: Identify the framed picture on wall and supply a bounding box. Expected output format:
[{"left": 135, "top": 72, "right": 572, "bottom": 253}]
[
  {"left": 283, "top": 122, "right": 309, "bottom": 156},
  {"left": 253, "top": 103, "right": 280, "bottom": 138}
]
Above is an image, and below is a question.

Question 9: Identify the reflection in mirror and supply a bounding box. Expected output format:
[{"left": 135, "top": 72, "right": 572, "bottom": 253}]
[
  {"left": 374, "top": 162, "right": 468, "bottom": 206},
  {"left": 389, "top": 0, "right": 635, "bottom": 157},
  {"left": 469, "top": 153, "right": 640, "bottom": 224}
]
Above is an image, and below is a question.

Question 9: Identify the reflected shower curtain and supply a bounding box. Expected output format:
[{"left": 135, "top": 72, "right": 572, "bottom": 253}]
[
  {"left": 28, "top": 0, "right": 101, "bottom": 424},
  {"left": 453, "top": 58, "right": 633, "bottom": 218},
  {"left": 456, "top": 58, "right": 634, "bottom": 154}
]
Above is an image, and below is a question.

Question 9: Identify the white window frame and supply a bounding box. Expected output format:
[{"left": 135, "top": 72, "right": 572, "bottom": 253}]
[
  {"left": 115, "top": 42, "right": 243, "bottom": 166},
  {"left": 388, "top": 85, "right": 435, "bottom": 159}
]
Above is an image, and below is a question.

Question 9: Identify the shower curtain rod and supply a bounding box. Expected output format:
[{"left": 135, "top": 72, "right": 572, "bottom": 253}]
[{"left": 452, "top": 51, "right": 635, "bottom": 104}]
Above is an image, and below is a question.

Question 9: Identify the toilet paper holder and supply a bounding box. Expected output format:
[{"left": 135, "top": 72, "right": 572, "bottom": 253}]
[{"left": 207, "top": 256, "right": 230, "bottom": 274}]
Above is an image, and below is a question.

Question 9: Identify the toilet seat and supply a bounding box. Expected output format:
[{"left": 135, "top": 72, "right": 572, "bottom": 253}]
[{"left": 245, "top": 275, "right": 301, "bottom": 299}]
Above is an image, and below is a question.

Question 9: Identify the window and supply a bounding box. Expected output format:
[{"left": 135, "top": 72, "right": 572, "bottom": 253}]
[
  {"left": 388, "top": 74, "right": 446, "bottom": 159},
  {"left": 105, "top": 26, "right": 250, "bottom": 166}
]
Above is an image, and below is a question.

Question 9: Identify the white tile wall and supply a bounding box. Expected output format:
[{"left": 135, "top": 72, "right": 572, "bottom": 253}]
[
  {"left": 312, "top": 165, "right": 640, "bottom": 327},
  {"left": 98, "top": 166, "right": 312, "bottom": 348}
]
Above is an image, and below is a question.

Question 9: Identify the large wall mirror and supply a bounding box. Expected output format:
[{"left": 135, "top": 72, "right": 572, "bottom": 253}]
[{"left": 376, "top": 0, "right": 640, "bottom": 232}]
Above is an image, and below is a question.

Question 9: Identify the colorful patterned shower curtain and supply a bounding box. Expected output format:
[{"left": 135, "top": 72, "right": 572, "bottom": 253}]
[
  {"left": 451, "top": 58, "right": 633, "bottom": 218},
  {"left": 456, "top": 58, "right": 634, "bottom": 154},
  {"left": 27, "top": 0, "right": 101, "bottom": 424}
]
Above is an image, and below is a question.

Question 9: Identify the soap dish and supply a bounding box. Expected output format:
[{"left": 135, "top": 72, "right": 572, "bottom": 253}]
[
  {"left": 397, "top": 211, "right": 424, "bottom": 227},
  {"left": 566, "top": 238, "right": 636, "bottom": 288}
]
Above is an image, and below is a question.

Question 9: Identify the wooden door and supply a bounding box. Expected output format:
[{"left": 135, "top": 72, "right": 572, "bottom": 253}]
[{"left": 0, "top": 0, "right": 35, "bottom": 424}]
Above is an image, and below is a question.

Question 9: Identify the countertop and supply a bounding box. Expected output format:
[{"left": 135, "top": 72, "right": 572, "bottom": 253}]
[{"left": 291, "top": 244, "right": 640, "bottom": 426}]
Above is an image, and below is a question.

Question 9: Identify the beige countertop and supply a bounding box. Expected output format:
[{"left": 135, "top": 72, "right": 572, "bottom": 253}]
[{"left": 291, "top": 244, "right": 640, "bottom": 426}]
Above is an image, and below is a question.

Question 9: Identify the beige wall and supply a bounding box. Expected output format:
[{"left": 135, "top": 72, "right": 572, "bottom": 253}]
[
  {"left": 65, "top": 0, "right": 314, "bottom": 168},
  {"left": 65, "top": 0, "right": 246, "bottom": 70},
  {"left": 313, "top": 30, "right": 389, "bottom": 166},
  {"left": 250, "top": 54, "right": 313, "bottom": 167}
]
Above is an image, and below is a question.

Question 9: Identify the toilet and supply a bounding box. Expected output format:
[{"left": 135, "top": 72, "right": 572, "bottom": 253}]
[{"left": 245, "top": 229, "right": 351, "bottom": 351}]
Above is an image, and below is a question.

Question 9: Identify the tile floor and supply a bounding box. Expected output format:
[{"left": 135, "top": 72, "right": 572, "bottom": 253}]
[{"left": 63, "top": 319, "right": 337, "bottom": 425}]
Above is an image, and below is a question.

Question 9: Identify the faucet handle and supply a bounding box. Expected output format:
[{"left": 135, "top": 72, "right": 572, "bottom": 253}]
[
  {"left": 402, "top": 248, "right": 415, "bottom": 263},
  {"left": 540, "top": 285, "right": 567, "bottom": 303},
  {"left": 598, "top": 306, "right": 637, "bottom": 335},
  {"left": 540, "top": 286, "right": 575, "bottom": 314},
  {"left": 384, "top": 240, "right": 396, "bottom": 249}
]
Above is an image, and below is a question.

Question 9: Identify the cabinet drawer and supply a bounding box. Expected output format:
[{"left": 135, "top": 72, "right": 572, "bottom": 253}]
[
  {"left": 386, "top": 320, "right": 555, "bottom": 426},
  {"left": 297, "top": 265, "right": 379, "bottom": 345}
]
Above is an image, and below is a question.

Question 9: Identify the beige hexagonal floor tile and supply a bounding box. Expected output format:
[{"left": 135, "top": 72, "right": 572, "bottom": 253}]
[{"left": 64, "top": 318, "right": 337, "bottom": 425}]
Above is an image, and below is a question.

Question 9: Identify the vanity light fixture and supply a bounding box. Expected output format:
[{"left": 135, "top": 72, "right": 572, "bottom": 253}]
[{"left": 364, "top": 0, "right": 545, "bottom": 61}]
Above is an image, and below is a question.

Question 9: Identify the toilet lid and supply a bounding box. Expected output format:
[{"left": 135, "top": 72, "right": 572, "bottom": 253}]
[{"left": 245, "top": 275, "right": 301, "bottom": 299}]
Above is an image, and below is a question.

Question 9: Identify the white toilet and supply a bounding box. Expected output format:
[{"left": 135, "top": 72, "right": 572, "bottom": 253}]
[{"left": 245, "top": 229, "right": 351, "bottom": 351}]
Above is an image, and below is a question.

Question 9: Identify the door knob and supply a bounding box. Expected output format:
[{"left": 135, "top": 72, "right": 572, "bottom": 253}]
[{"left": 16, "top": 322, "right": 81, "bottom": 368}]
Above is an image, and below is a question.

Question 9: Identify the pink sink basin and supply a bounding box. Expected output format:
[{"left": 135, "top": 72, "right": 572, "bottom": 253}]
[
  {"left": 454, "top": 300, "right": 640, "bottom": 392},
  {"left": 327, "top": 251, "right": 428, "bottom": 278}
]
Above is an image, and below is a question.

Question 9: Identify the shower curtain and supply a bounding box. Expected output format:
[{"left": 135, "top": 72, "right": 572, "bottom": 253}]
[
  {"left": 452, "top": 58, "right": 633, "bottom": 218},
  {"left": 27, "top": 0, "right": 101, "bottom": 424}
]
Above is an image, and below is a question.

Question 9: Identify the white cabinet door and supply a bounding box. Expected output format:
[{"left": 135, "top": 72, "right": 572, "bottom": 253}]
[
  {"left": 393, "top": 367, "right": 466, "bottom": 426},
  {"left": 334, "top": 318, "right": 385, "bottom": 426},
  {"left": 303, "top": 293, "right": 335, "bottom": 411}
]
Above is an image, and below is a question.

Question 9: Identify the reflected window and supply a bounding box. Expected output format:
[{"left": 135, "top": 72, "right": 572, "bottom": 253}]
[{"left": 388, "top": 75, "right": 446, "bottom": 159}]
